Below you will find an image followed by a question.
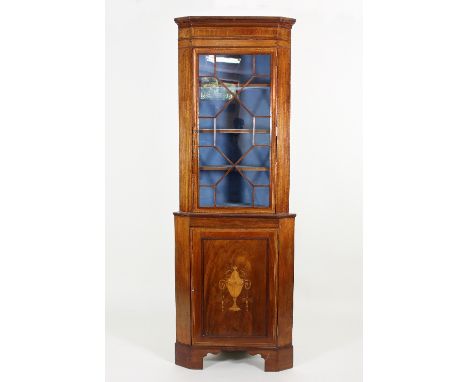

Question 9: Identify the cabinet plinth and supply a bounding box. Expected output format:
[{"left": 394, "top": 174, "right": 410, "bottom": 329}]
[{"left": 173, "top": 16, "right": 296, "bottom": 372}]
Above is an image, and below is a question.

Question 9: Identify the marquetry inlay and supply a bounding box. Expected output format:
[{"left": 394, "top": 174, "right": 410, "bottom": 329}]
[{"left": 219, "top": 265, "right": 252, "bottom": 312}]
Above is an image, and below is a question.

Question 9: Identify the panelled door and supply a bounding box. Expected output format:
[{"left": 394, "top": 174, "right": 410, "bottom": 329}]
[{"left": 191, "top": 229, "right": 278, "bottom": 346}]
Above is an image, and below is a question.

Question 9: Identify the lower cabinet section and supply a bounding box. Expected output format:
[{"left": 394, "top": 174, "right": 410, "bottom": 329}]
[
  {"left": 192, "top": 229, "right": 278, "bottom": 346},
  {"left": 174, "top": 213, "right": 295, "bottom": 372}
]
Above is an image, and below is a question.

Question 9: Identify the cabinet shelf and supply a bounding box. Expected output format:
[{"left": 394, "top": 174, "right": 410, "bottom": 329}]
[
  {"left": 197, "top": 129, "right": 270, "bottom": 134},
  {"left": 199, "top": 83, "right": 271, "bottom": 88},
  {"left": 199, "top": 166, "right": 269, "bottom": 172}
]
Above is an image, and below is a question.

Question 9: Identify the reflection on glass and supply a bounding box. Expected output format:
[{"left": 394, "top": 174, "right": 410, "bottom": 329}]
[
  {"left": 197, "top": 54, "right": 272, "bottom": 208},
  {"left": 215, "top": 131, "right": 252, "bottom": 163},
  {"left": 216, "top": 55, "right": 253, "bottom": 83},
  {"left": 199, "top": 55, "right": 214, "bottom": 76},
  {"left": 216, "top": 100, "right": 253, "bottom": 130}
]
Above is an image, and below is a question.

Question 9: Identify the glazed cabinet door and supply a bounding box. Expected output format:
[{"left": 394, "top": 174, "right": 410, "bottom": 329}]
[
  {"left": 194, "top": 50, "right": 277, "bottom": 213},
  {"left": 191, "top": 229, "right": 278, "bottom": 346}
]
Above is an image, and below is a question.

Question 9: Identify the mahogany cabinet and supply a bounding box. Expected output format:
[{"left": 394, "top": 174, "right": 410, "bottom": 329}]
[{"left": 173, "top": 16, "right": 296, "bottom": 372}]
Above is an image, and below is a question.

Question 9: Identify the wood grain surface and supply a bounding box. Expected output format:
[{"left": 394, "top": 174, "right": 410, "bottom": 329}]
[{"left": 174, "top": 16, "right": 296, "bottom": 372}]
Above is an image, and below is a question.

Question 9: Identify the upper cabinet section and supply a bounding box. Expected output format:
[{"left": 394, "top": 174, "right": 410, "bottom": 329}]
[
  {"left": 174, "top": 16, "right": 295, "bottom": 48},
  {"left": 175, "top": 17, "right": 295, "bottom": 214}
]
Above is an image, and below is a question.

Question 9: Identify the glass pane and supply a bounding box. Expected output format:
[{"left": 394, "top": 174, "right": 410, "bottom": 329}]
[
  {"left": 216, "top": 169, "right": 252, "bottom": 207},
  {"left": 255, "top": 55, "right": 271, "bottom": 76},
  {"left": 199, "top": 147, "right": 230, "bottom": 167},
  {"left": 216, "top": 100, "right": 253, "bottom": 130},
  {"left": 197, "top": 53, "right": 272, "bottom": 208},
  {"left": 254, "top": 132, "right": 270, "bottom": 145},
  {"left": 250, "top": 55, "right": 271, "bottom": 84},
  {"left": 238, "top": 146, "right": 270, "bottom": 168},
  {"left": 249, "top": 75, "right": 271, "bottom": 85},
  {"left": 199, "top": 117, "right": 214, "bottom": 130},
  {"left": 243, "top": 170, "right": 270, "bottom": 186},
  {"left": 199, "top": 132, "right": 214, "bottom": 146},
  {"left": 200, "top": 187, "right": 214, "bottom": 207},
  {"left": 216, "top": 55, "right": 253, "bottom": 84},
  {"left": 199, "top": 77, "right": 239, "bottom": 101},
  {"left": 254, "top": 187, "right": 269, "bottom": 207},
  {"left": 199, "top": 97, "right": 226, "bottom": 117},
  {"left": 214, "top": 132, "right": 253, "bottom": 163},
  {"left": 199, "top": 170, "right": 225, "bottom": 186},
  {"left": 255, "top": 116, "right": 270, "bottom": 131},
  {"left": 239, "top": 87, "right": 270, "bottom": 116},
  {"left": 199, "top": 55, "right": 214, "bottom": 76}
]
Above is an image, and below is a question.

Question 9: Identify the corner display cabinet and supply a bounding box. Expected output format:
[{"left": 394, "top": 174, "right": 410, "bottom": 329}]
[{"left": 174, "top": 16, "right": 296, "bottom": 372}]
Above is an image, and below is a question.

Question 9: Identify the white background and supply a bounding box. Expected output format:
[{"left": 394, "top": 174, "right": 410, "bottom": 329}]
[
  {"left": 107, "top": 1, "right": 361, "bottom": 381},
  {"left": 1, "top": 0, "right": 467, "bottom": 382}
]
